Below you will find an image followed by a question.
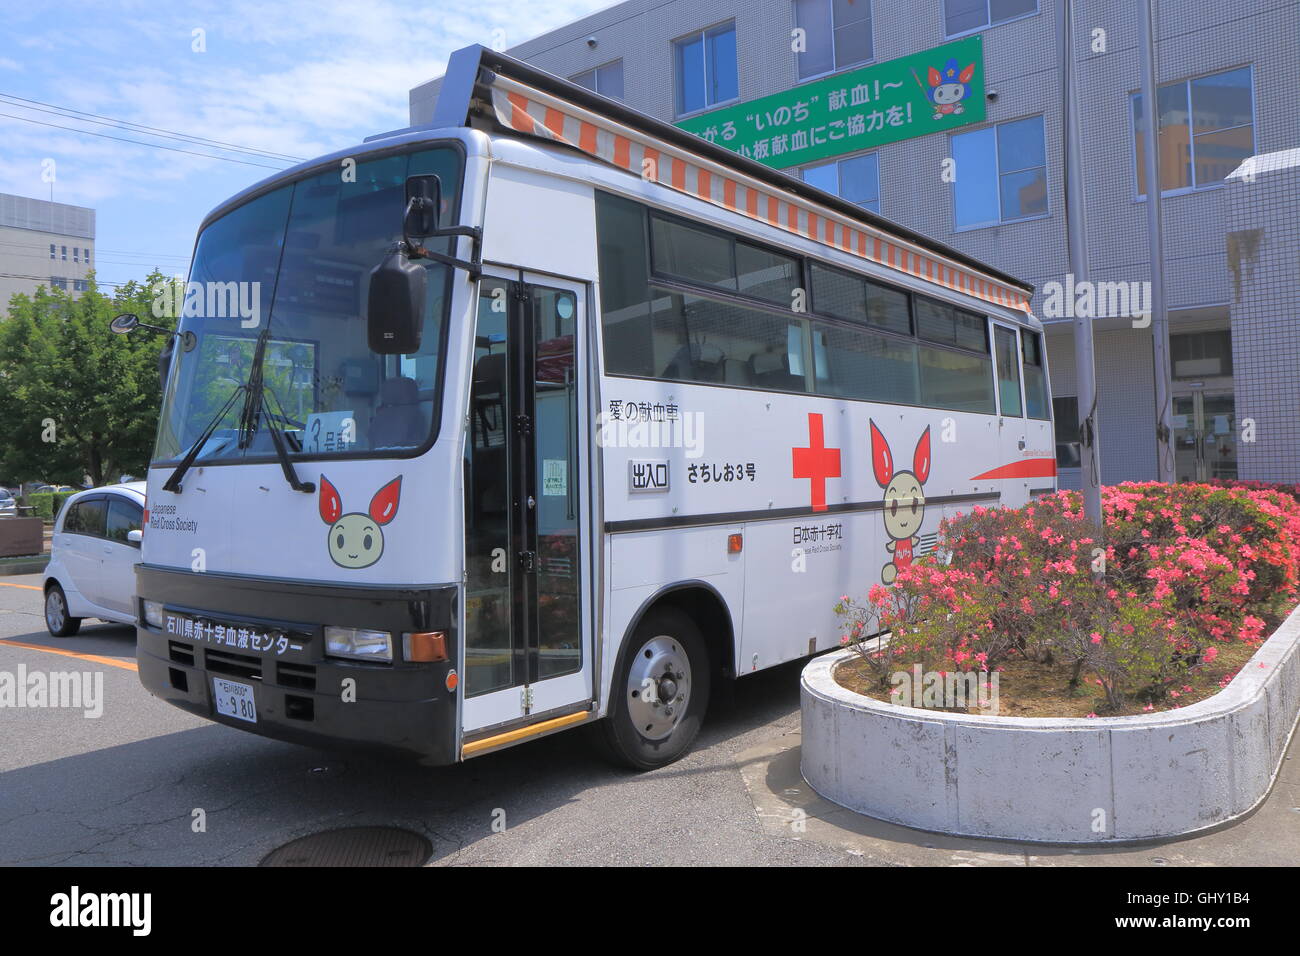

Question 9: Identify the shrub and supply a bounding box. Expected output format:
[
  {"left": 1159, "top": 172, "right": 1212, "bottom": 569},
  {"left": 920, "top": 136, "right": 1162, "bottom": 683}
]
[
  {"left": 837, "top": 482, "right": 1300, "bottom": 711},
  {"left": 22, "top": 491, "right": 77, "bottom": 523}
]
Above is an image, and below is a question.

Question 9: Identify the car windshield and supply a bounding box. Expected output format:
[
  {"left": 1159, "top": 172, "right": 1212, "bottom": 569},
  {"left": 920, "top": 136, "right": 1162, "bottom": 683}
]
[{"left": 153, "top": 144, "right": 464, "bottom": 464}]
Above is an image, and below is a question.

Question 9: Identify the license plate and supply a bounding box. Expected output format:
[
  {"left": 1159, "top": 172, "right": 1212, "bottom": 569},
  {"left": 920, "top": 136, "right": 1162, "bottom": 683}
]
[{"left": 212, "top": 678, "right": 257, "bottom": 723}]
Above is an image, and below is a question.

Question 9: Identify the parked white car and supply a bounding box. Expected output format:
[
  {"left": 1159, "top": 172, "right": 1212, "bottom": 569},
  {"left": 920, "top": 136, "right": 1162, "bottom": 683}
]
[{"left": 43, "top": 482, "right": 146, "bottom": 636}]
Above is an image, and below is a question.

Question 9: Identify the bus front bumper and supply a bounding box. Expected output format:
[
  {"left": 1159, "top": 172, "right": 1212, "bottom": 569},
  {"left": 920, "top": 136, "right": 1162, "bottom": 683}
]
[{"left": 134, "top": 564, "right": 460, "bottom": 764}]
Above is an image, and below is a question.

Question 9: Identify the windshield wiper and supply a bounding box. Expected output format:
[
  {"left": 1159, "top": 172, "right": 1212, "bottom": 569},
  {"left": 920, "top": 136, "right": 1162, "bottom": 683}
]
[
  {"left": 162, "top": 384, "right": 246, "bottom": 493},
  {"left": 236, "top": 327, "right": 314, "bottom": 494},
  {"left": 260, "top": 389, "right": 315, "bottom": 494}
]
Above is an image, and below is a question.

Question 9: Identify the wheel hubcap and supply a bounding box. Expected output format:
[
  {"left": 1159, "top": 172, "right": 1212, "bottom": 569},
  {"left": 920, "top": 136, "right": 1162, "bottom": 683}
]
[
  {"left": 627, "top": 635, "right": 691, "bottom": 741},
  {"left": 46, "top": 592, "right": 64, "bottom": 630}
]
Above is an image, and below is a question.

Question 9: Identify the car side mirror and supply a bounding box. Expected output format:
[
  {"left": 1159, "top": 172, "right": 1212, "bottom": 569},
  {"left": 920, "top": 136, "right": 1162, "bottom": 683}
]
[{"left": 127, "top": 529, "right": 143, "bottom": 547}]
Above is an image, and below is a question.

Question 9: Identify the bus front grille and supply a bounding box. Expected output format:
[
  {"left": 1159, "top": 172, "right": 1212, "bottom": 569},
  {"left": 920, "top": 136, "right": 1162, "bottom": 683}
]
[{"left": 205, "top": 647, "right": 262, "bottom": 682}]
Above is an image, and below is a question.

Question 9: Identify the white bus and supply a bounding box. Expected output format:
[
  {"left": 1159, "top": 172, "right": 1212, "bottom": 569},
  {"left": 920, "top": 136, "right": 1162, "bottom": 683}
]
[{"left": 126, "top": 46, "right": 1055, "bottom": 769}]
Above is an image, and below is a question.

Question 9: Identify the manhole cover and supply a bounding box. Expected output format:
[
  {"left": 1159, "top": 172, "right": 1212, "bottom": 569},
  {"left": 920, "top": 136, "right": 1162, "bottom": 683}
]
[{"left": 261, "top": 827, "right": 432, "bottom": 867}]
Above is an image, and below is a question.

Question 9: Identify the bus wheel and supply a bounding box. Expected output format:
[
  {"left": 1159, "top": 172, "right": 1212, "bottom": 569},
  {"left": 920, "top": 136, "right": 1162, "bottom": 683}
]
[{"left": 596, "top": 607, "right": 711, "bottom": 770}]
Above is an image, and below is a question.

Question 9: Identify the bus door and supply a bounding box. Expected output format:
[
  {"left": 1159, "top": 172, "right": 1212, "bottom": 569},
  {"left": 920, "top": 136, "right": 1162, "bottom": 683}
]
[
  {"left": 992, "top": 322, "right": 1030, "bottom": 507},
  {"left": 462, "top": 270, "right": 592, "bottom": 738}
]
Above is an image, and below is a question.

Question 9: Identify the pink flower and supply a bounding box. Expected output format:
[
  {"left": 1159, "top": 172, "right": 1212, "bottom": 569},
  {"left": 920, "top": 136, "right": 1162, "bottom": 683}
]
[{"left": 1090, "top": 632, "right": 1103, "bottom": 644}]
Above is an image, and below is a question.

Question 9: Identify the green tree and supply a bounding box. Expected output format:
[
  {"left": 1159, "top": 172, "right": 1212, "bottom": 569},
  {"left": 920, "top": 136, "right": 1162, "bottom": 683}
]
[{"left": 0, "top": 272, "right": 172, "bottom": 486}]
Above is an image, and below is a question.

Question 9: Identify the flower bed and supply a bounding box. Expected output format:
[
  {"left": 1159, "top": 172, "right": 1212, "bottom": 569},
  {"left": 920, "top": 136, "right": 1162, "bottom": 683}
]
[{"left": 833, "top": 482, "right": 1300, "bottom": 717}]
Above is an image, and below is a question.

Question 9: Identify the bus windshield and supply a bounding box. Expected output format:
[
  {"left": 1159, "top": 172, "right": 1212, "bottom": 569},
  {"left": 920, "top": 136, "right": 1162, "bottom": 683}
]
[{"left": 153, "top": 144, "right": 464, "bottom": 464}]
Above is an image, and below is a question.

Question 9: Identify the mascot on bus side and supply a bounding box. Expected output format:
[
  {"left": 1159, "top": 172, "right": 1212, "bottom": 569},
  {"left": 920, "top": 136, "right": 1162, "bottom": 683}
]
[{"left": 870, "top": 421, "right": 931, "bottom": 584}]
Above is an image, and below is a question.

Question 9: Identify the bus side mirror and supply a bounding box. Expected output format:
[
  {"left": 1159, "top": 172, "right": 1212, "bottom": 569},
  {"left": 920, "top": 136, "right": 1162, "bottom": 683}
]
[
  {"left": 404, "top": 174, "right": 442, "bottom": 237},
  {"left": 367, "top": 245, "right": 425, "bottom": 355},
  {"left": 365, "top": 175, "right": 447, "bottom": 355}
]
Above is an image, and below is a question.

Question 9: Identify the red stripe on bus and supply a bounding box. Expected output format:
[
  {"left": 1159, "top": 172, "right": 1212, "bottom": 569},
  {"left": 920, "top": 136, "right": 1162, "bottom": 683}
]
[{"left": 969, "top": 458, "right": 1059, "bottom": 480}]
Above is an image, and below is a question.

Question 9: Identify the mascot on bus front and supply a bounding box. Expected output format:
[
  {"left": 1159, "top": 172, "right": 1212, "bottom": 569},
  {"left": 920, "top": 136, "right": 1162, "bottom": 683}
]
[{"left": 870, "top": 420, "right": 931, "bottom": 584}]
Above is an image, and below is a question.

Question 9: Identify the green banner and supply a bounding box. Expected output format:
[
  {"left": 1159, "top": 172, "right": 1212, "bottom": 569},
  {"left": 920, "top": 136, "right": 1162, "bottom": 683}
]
[{"left": 677, "top": 35, "right": 985, "bottom": 170}]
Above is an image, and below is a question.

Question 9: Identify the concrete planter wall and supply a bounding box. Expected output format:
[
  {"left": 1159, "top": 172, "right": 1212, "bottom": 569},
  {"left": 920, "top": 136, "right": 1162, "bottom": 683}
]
[{"left": 801, "top": 602, "right": 1300, "bottom": 843}]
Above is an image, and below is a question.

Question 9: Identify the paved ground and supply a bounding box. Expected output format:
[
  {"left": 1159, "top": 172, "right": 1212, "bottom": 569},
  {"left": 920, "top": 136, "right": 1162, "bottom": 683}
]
[{"left": 2, "top": 573, "right": 1297, "bottom": 866}]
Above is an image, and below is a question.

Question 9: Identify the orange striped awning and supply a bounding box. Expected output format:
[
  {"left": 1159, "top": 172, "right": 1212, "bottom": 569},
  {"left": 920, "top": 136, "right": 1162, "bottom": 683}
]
[{"left": 485, "top": 76, "right": 1033, "bottom": 316}]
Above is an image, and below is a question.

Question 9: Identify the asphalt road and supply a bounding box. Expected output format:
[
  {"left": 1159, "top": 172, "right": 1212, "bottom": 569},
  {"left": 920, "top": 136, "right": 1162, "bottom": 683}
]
[{"left": 0, "top": 573, "right": 859, "bottom": 866}]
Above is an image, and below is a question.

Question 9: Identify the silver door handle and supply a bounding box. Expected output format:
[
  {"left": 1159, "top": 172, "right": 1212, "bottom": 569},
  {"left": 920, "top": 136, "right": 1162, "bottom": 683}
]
[{"left": 527, "top": 495, "right": 535, "bottom": 509}]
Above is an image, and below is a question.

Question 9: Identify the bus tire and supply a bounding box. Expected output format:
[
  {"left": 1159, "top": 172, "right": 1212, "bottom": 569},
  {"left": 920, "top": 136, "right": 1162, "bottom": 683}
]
[{"left": 595, "top": 607, "right": 711, "bottom": 770}]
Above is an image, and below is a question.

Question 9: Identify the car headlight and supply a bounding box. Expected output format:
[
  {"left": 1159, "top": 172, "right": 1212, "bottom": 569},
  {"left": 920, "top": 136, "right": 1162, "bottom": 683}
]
[
  {"left": 323, "top": 626, "right": 393, "bottom": 663},
  {"left": 143, "top": 600, "right": 165, "bottom": 629}
]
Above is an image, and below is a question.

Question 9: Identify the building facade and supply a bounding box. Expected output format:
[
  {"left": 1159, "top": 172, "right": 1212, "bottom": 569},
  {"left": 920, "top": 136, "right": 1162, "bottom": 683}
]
[
  {"left": 0, "top": 193, "right": 96, "bottom": 311},
  {"left": 411, "top": 0, "right": 1300, "bottom": 483}
]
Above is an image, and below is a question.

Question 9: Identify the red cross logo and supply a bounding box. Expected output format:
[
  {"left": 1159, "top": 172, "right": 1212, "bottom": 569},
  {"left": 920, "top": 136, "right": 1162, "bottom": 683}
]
[{"left": 792, "top": 412, "right": 841, "bottom": 512}]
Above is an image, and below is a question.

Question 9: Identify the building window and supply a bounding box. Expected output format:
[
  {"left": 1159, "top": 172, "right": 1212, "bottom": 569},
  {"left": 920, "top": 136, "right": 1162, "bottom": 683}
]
[
  {"left": 73, "top": 247, "right": 79, "bottom": 263},
  {"left": 571, "top": 60, "right": 624, "bottom": 100},
  {"left": 1132, "top": 67, "right": 1254, "bottom": 197},
  {"left": 84, "top": 249, "right": 91, "bottom": 267},
  {"left": 800, "top": 152, "right": 880, "bottom": 212},
  {"left": 49, "top": 243, "right": 55, "bottom": 260},
  {"left": 944, "top": 0, "right": 1037, "bottom": 36},
  {"left": 1171, "top": 329, "right": 1233, "bottom": 380},
  {"left": 794, "top": 0, "right": 873, "bottom": 80},
  {"left": 61, "top": 245, "right": 67, "bottom": 261},
  {"left": 1053, "top": 395, "right": 1080, "bottom": 467},
  {"left": 674, "top": 22, "right": 738, "bottom": 117},
  {"left": 950, "top": 115, "right": 1047, "bottom": 229},
  {"left": 49, "top": 276, "right": 67, "bottom": 290},
  {"left": 73, "top": 279, "right": 88, "bottom": 292}
]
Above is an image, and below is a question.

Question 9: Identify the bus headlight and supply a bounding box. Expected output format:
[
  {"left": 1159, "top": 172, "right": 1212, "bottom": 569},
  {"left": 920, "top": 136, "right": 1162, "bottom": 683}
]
[
  {"left": 324, "top": 626, "right": 393, "bottom": 663},
  {"left": 143, "top": 600, "right": 165, "bottom": 629}
]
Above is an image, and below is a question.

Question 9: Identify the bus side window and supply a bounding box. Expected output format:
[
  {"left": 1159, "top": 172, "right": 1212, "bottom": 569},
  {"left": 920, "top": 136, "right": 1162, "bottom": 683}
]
[
  {"left": 993, "top": 326, "right": 1023, "bottom": 417},
  {"left": 1022, "top": 330, "right": 1050, "bottom": 420}
]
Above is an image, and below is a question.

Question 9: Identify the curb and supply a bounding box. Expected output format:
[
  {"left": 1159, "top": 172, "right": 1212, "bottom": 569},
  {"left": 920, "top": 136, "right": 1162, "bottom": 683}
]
[
  {"left": 0, "top": 559, "right": 47, "bottom": 576},
  {"left": 800, "top": 601, "right": 1300, "bottom": 843}
]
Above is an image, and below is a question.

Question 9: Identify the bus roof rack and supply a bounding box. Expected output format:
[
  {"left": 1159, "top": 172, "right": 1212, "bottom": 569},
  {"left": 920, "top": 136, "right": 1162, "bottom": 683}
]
[{"left": 425, "top": 44, "right": 1035, "bottom": 307}]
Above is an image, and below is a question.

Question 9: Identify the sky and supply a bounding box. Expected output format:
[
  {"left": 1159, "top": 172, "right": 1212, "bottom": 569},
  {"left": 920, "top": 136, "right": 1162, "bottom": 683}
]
[{"left": 0, "top": 0, "right": 612, "bottom": 290}]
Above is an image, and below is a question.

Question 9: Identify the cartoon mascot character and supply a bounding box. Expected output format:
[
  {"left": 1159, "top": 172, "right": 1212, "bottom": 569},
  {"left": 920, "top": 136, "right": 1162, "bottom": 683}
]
[
  {"left": 870, "top": 421, "right": 931, "bottom": 584},
  {"left": 925, "top": 58, "right": 975, "bottom": 119},
  {"left": 319, "top": 475, "right": 402, "bottom": 569}
]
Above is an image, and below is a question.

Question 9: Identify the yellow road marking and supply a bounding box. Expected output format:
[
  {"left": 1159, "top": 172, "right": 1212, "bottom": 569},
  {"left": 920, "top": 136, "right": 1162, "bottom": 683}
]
[
  {"left": 0, "top": 581, "right": 42, "bottom": 591},
  {"left": 0, "top": 639, "right": 138, "bottom": 672}
]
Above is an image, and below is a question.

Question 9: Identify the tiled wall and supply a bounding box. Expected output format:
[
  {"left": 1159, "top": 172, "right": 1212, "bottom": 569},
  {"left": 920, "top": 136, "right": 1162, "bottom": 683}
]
[
  {"left": 408, "top": 0, "right": 1299, "bottom": 481},
  {"left": 1226, "top": 151, "right": 1300, "bottom": 482}
]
